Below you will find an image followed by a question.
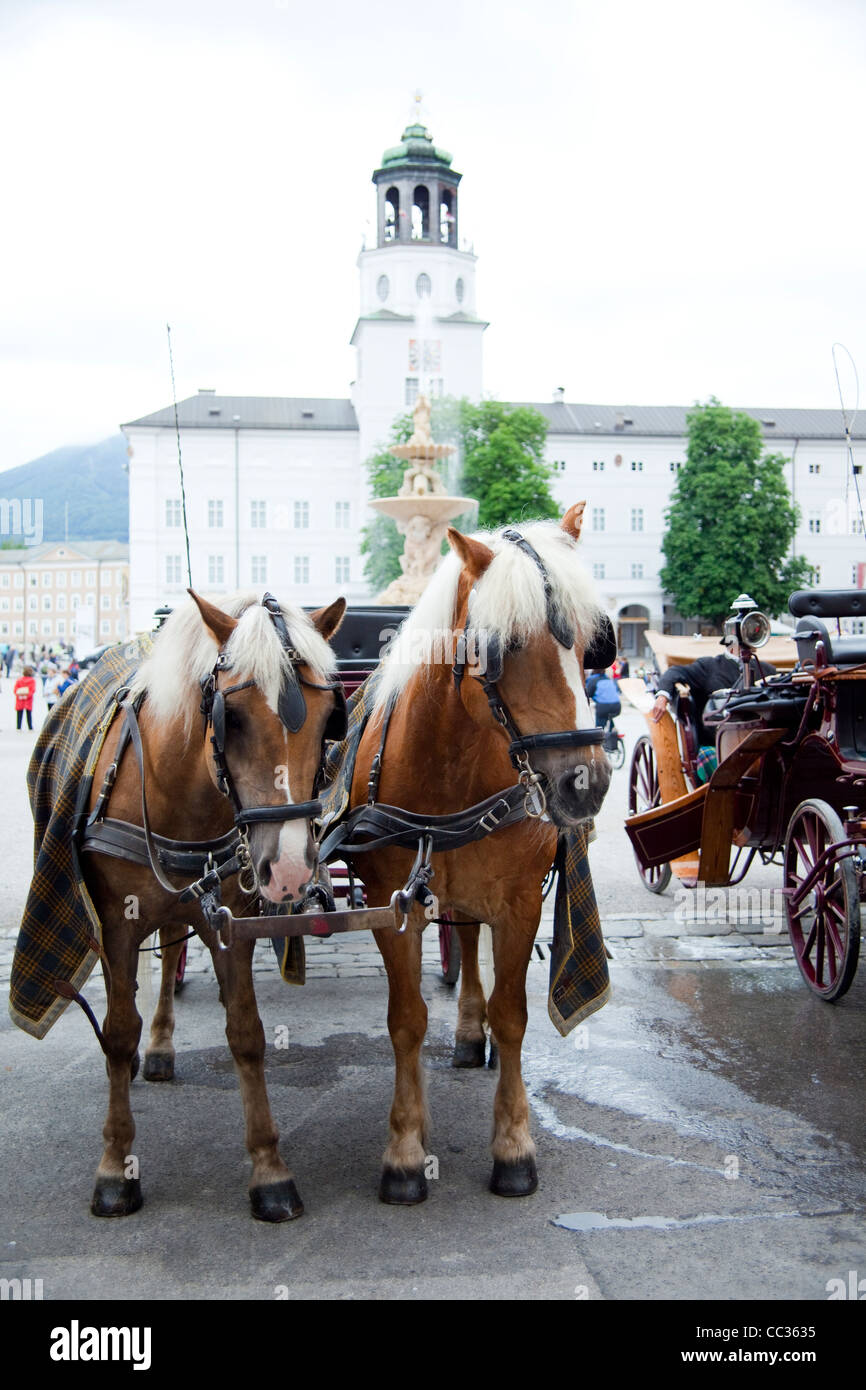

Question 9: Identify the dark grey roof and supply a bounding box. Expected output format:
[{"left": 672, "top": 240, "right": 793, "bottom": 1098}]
[
  {"left": 123, "top": 395, "right": 358, "bottom": 431},
  {"left": 526, "top": 402, "right": 866, "bottom": 441}
]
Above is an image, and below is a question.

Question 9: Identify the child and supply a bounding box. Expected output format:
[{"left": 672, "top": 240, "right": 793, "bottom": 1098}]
[{"left": 14, "top": 665, "right": 36, "bottom": 731}]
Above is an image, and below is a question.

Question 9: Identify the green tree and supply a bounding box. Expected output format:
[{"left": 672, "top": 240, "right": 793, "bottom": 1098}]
[
  {"left": 660, "top": 398, "right": 812, "bottom": 627},
  {"left": 360, "top": 397, "right": 557, "bottom": 590}
]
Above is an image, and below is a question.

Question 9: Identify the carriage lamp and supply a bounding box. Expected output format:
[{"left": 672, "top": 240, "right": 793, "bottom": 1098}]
[{"left": 723, "top": 595, "right": 771, "bottom": 687}]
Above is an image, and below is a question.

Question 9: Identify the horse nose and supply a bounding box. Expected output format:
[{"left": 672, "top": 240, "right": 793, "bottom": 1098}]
[{"left": 557, "top": 756, "right": 611, "bottom": 817}]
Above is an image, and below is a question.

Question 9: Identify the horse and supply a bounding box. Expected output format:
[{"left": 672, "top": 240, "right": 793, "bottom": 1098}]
[
  {"left": 345, "top": 504, "right": 612, "bottom": 1202},
  {"left": 78, "top": 588, "right": 345, "bottom": 1221}
]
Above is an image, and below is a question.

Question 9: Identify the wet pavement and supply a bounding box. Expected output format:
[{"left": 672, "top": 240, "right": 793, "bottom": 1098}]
[{"left": 0, "top": 688, "right": 864, "bottom": 1308}]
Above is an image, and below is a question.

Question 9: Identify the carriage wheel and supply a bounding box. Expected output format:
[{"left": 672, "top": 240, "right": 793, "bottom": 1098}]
[
  {"left": 439, "top": 915, "right": 461, "bottom": 985},
  {"left": 783, "top": 800, "right": 861, "bottom": 1002},
  {"left": 628, "top": 735, "right": 672, "bottom": 894},
  {"left": 173, "top": 941, "right": 188, "bottom": 994}
]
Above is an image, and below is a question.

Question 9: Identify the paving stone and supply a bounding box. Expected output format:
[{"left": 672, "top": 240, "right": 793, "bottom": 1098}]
[{"left": 600, "top": 919, "right": 643, "bottom": 938}]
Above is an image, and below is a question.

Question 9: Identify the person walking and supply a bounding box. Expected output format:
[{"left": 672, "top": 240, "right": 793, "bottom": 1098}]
[{"left": 14, "top": 665, "right": 36, "bottom": 731}]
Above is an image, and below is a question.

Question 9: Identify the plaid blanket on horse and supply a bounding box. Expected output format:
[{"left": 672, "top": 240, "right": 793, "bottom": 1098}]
[
  {"left": 9, "top": 645, "right": 140, "bottom": 1039},
  {"left": 315, "top": 668, "right": 609, "bottom": 1036}
]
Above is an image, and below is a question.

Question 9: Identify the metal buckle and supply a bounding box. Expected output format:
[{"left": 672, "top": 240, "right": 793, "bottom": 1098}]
[{"left": 479, "top": 798, "right": 510, "bottom": 834}]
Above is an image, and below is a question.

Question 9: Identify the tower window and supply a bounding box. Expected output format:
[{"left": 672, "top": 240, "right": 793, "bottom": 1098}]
[
  {"left": 384, "top": 188, "right": 399, "bottom": 242},
  {"left": 416, "top": 273, "right": 431, "bottom": 298},
  {"left": 412, "top": 184, "right": 430, "bottom": 240},
  {"left": 455, "top": 277, "right": 464, "bottom": 304},
  {"left": 440, "top": 188, "right": 455, "bottom": 245},
  {"left": 376, "top": 275, "right": 389, "bottom": 302}
]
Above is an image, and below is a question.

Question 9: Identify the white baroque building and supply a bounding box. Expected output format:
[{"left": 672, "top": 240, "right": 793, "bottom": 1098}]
[{"left": 123, "top": 119, "right": 866, "bottom": 651}]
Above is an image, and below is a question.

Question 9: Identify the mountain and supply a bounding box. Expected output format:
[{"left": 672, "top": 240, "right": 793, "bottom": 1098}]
[{"left": 0, "top": 435, "right": 129, "bottom": 543}]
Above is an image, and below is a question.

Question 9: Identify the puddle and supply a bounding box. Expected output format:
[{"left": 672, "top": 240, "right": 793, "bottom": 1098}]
[{"left": 553, "top": 1208, "right": 834, "bottom": 1232}]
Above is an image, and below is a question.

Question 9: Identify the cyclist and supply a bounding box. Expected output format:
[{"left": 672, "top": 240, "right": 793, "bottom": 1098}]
[{"left": 586, "top": 667, "right": 621, "bottom": 730}]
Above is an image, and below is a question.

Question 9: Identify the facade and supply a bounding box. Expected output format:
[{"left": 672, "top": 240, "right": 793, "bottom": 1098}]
[
  {"left": 0, "top": 540, "right": 129, "bottom": 657},
  {"left": 123, "top": 118, "right": 866, "bottom": 646}
]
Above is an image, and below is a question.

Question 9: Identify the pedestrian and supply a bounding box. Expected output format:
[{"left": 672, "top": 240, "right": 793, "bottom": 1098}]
[
  {"left": 45, "top": 665, "right": 74, "bottom": 713},
  {"left": 14, "top": 665, "right": 36, "bottom": 731}
]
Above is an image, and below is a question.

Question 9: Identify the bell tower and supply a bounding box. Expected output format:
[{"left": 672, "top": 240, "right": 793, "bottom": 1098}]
[{"left": 351, "top": 105, "right": 486, "bottom": 465}]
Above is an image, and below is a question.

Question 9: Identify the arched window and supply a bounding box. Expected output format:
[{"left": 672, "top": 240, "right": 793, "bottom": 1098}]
[
  {"left": 384, "top": 188, "right": 399, "bottom": 242},
  {"left": 412, "top": 184, "right": 430, "bottom": 240},
  {"left": 440, "top": 189, "right": 455, "bottom": 244}
]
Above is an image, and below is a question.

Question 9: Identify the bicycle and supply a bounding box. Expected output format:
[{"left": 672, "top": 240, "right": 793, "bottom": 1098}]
[{"left": 600, "top": 713, "right": 626, "bottom": 769}]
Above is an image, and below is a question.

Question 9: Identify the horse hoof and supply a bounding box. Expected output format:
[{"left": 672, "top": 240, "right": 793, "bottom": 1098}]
[
  {"left": 490, "top": 1156, "right": 538, "bottom": 1197},
  {"left": 250, "top": 1179, "right": 304, "bottom": 1222},
  {"left": 91, "top": 1176, "right": 143, "bottom": 1217},
  {"left": 379, "top": 1166, "right": 428, "bottom": 1205},
  {"left": 452, "top": 1039, "right": 486, "bottom": 1068},
  {"left": 143, "top": 1052, "right": 175, "bottom": 1082}
]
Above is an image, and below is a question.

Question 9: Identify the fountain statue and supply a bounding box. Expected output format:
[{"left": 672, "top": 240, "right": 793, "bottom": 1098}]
[{"left": 370, "top": 393, "right": 478, "bottom": 605}]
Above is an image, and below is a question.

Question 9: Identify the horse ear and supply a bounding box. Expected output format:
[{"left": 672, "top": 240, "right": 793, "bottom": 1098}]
[
  {"left": 561, "top": 502, "right": 587, "bottom": 541},
  {"left": 187, "top": 589, "right": 237, "bottom": 648},
  {"left": 447, "top": 528, "right": 495, "bottom": 581},
  {"left": 309, "top": 597, "right": 347, "bottom": 641}
]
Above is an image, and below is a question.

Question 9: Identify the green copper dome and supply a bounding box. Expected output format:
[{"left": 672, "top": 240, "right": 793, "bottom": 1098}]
[{"left": 379, "top": 122, "right": 454, "bottom": 171}]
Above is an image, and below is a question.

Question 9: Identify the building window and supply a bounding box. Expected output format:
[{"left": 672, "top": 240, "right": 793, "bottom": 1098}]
[
  {"left": 631, "top": 563, "right": 644, "bottom": 579},
  {"left": 294, "top": 556, "right": 309, "bottom": 585},
  {"left": 631, "top": 509, "right": 644, "bottom": 532},
  {"left": 808, "top": 514, "right": 821, "bottom": 534},
  {"left": 631, "top": 461, "right": 644, "bottom": 472},
  {"left": 208, "top": 555, "right": 225, "bottom": 585},
  {"left": 335, "top": 556, "right": 350, "bottom": 584},
  {"left": 42, "top": 620, "right": 51, "bottom": 636},
  {"left": 165, "top": 555, "right": 182, "bottom": 586},
  {"left": 55, "top": 571, "right": 66, "bottom": 587},
  {"left": 0, "top": 575, "right": 8, "bottom": 588},
  {"left": 251, "top": 555, "right": 267, "bottom": 584},
  {"left": 250, "top": 500, "right": 267, "bottom": 529},
  {"left": 592, "top": 460, "right": 604, "bottom": 472},
  {"left": 100, "top": 619, "right": 111, "bottom": 636},
  {"left": 71, "top": 594, "right": 80, "bottom": 610},
  {"left": 294, "top": 500, "right": 310, "bottom": 529},
  {"left": 56, "top": 593, "right": 66, "bottom": 611},
  {"left": 808, "top": 463, "right": 821, "bottom": 474},
  {"left": 416, "top": 272, "right": 432, "bottom": 297},
  {"left": 376, "top": 274, "right": 389, "bottom": 302},
  {"left": 116, "top": 619, "right": 125, "bottom": 636},
  {"left": 42, "top": 595, "right": 51, "bottom": 611},
  {"left": 28, "top": 620, "right": 37, "bottom": 636},
  {"left": 405, "top": 377, "right": 419, "bottom": 406},
  {"left": 71, "top": 570, "right": 81, "bottom": 585},
  {"left": 811, "top": 565, "right": 822, "bottom": 584},
  {"left": 551, "top": 460, "right": 566, "bottom": 472},
  {"left": 28, "top": 595, "right": 37, "bottom": 611},
  {"left": 14, "top": 573, "right": 23, "bottom": 588},
  {"left": 592, "top": 508, "right": 605, "bottom": 531},
  {"left": 455, "top": 277, "right": 465, "bottom": 303},
  {"left": 208, "top": 499, "right": 224, "bottom": 529},
  {"left": 29, "top": 574, "right": 38, "bottom": 587},
  {"left": 670, "top": 461, "right": 682, "bottom": 472},
  {"left": 166, "top": 498, "right": 182, "bottom": 527},
  {"left": 86, "top": 571, "right": 96, "bottom": 586},
  {"left": 57, "top": 618, "right": 66, "bottom": 636},
  {"left": 101, "top": 593, "right": 111, "bottom": 609},
  {"left": 592, "top": 563, "right": 605, "bottom": 580},
  {"left": 851, "top": 516, "right": 863, "bottom": 535},
  {"left": 335, "top": 501, "right": 351, "bottom": 529},
  {"left": 42, "top": 571, "right": 52, "bottom": 586}
]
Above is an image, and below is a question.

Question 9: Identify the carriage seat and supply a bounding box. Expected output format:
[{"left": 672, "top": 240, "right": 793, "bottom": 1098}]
[{"left": 793, "top": 617, "right": 866, "bottom": 669}]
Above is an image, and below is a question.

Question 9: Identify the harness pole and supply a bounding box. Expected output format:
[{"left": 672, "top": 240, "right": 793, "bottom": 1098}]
[{"left": 166, "top": 323, "right": 193, "bottom": 588}]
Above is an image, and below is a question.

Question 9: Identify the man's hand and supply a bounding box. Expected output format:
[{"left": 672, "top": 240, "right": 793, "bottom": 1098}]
[{"left": 650, "top": 693, "right": 670, "bottom": 723}]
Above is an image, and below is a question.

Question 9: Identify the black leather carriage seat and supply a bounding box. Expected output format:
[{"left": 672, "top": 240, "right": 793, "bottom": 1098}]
[{"left": 790, "top": 589, "right": 866, "bottom": 667}]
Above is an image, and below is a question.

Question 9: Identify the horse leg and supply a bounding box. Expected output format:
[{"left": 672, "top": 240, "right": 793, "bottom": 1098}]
[
  {"left": 375, "top": 909, "right": 429, "bottom": 1204},
  {"left": 486, "top": 915, "right": 539, "bottom": 1197},
  {"left": 209, "top": 938, "right": 303, "bottom": 1222},
  {"left": 142, "top": 926, "right": 186, "bottom": 1082},
  {"left": 91, "top": 929, "right": 144, "bottom": 1216},
  {"left": 452, "top": 923, "right": 488, "bottom": 1068}
]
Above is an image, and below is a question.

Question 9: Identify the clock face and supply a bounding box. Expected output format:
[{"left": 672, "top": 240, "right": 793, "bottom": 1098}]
[{"left": 376, "top": 274, "right": 389, "bottom": 302}]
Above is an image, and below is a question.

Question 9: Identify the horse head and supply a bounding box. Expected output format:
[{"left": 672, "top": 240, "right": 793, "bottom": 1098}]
[
  {"left": 187, "top": 590, "right": 346, "bottom": 903},
  {"left": 446, "top": 504, "right": 612, "bottom": 828}
]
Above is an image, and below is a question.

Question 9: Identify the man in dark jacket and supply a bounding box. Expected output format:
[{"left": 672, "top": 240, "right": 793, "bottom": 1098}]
[{"left": 651, "top": 651, "right": 776, "bottom": 745}]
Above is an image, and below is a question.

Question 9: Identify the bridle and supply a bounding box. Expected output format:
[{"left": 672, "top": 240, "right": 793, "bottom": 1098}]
[
  {"left": 452, "top": 527, "right": 604, "bottom": 816},
  {"left": 199, "top": 591, "right": 347, "bottom": 835}
]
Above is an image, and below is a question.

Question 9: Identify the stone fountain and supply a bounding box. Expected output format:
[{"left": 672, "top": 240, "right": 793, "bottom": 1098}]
[{"left": 370, "top": 393, "right": 477, "bottom": 605}]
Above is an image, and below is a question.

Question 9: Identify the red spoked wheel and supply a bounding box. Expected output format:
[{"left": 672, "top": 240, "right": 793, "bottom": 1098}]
[
  {"left": 627, "top": 734, "right": 672, "bottom": 894},
  {"left": 438, "top": 914, "right": 461, "bottom": 985},
  {"left": 783, "top": 799, "right": 861, "bottom": 1002},
  {"left": 174, "top": 941, "right": 188, "bottom": 994}
]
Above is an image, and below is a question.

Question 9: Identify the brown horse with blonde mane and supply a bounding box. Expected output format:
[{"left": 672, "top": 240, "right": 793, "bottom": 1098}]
[
  {"left": 346, "top": 504, "right": 611, "bottom": 1201},
  {"left": 80, "top": 589, "right": 345, "bottom": 1221}
]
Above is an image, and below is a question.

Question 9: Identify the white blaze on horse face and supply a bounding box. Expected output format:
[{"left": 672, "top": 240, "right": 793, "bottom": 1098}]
[
  {"left": 559, "top": 645, "right": 594, "bottom": 729},
  {"left": 260, "top": 730, "right": 311, "bottom": 903}
]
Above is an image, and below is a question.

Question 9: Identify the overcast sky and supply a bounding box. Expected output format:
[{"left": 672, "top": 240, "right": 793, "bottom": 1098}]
[{"left": 2, "top": 0, "right": 865, "bottom": 471}]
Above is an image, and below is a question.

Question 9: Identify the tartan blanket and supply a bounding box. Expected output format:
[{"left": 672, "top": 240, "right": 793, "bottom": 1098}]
[
  {"left": 314, "top": 668, "right": 609, "bottom": 1036},
  {"left": 9, "top": 645, "right": 140, "bottom": 1039}
]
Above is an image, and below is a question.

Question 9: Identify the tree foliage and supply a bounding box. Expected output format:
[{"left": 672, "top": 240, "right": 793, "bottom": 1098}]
[
  {"left": 360, "top": 396, "right": 557, "bottom": 591},
  {"left": 660, "top": 399, "right": 812, "bottom": 627}
]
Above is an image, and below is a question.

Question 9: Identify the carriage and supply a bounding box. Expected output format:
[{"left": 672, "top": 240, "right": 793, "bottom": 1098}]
[{"left": 625, "top": 589, "right": 866, "bottom": 1002}]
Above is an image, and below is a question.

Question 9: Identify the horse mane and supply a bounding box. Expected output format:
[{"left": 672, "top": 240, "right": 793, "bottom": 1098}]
[
  {"left": 374, "top": 520, "right": 605, "bottom": 712},
  {"left": 128, "top": 590, "right": 337, "bottom": 738}
]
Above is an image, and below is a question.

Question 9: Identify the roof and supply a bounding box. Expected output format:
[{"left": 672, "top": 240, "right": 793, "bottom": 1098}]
[
  {"left": 123, "top": 395, "right": 358, "bottom": 431},
  {"left": 376, "top": 121, "right": 458, "bottom": 178},
  {"left": 524, "top": 401, "right": 866, "bottom": 441},
  {"left": 0, "top": 540, "right": 129, "bottom": 565}
]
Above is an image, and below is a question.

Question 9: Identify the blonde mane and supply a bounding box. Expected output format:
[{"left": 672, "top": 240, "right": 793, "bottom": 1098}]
[
  {"left": 375, "top": 520, "right": 604, "bottom": 711},
  {"left": 128, "top": 590, "right": 337, "bottom": 737}
]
